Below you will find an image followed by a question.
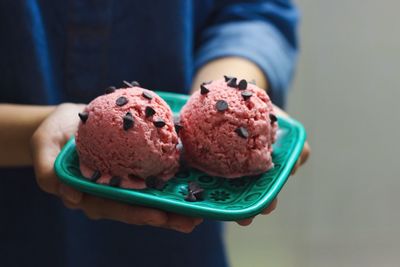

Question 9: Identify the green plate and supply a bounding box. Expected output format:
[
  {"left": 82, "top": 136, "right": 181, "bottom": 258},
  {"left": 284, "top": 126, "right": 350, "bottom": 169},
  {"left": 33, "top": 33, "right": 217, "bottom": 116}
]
[{"left": 54, "top": 91, "right": 306, "bottom": 221}]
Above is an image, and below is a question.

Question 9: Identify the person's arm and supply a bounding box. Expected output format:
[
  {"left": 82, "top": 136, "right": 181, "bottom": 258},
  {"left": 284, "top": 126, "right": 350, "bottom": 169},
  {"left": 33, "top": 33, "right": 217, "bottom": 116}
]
[
  {"left": 0, "top": 103, "right": 201, "bottom": 233},
  {"left": 191, "top": 0, "right": 307, "bottom": 225},
  {"left": 0, "top": 104, "right": 55, "bottom": 166},
  {"left": 194, "top": 0, "right": 299, "bottom": 107}
]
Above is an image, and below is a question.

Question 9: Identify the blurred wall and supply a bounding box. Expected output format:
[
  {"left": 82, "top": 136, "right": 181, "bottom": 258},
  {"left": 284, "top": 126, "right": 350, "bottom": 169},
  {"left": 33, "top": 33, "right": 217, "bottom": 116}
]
[{"left": 227, "top": 0, "right": 400, "bottom": 266}]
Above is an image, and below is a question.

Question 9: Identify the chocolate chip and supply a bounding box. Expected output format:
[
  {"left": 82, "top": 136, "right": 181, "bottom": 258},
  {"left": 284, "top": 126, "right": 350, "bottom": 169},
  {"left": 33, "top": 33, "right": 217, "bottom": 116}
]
[
  {"left": 188, "top": 181, "right": 201, "bottom": 192},
  {"left": 269, "top": 114, "right": 278, "bottom": 123},
  {"left": 123, "top": 80, "right": 140, "bottom": 87},
  {"left": 142, "top": 91, "right": 153, "bottom": 100},
  {"left": 188, "top": 181, "right": 204, "bottom": 200},
  {"left": 216, "top": 100, "right": 228, "bottom": 112},
  {"left": 130, "top": 81, "right": 140, "bottom": 87},
  {"left": 193, "top": 191, "right": 204, "bottom": 200},
  {"left": 200, "top": 84, "right": 209, "bottom": 95},
  {"left": 90, "top": 170, "right": 101, "bottom": 182},
  {"left": 116, "top": 96, "right": 128, "bottom": 106},
  {"left": 174, "top": 123, "right": 183, "bottom": 133},
  {"left": 185, "top": 182, "right": 204, "bottom": 201},
  {"left": 78, "top": 112, "right": 89, "bottom": 123},
  {"left": 145, "top": 106, "right": 156, "bottom": 117},
  {"left": 224, "top": 75, "right": 235, "bottom": 82},
  {"left": 185, "top": 192, "right": 197, "bottom": 202},
  {"left": 202, "top": 81, "right": 212, "bottom": 85},
  {"left": 153, "top": 119, "right": 166, "bottom": 128},
  {"left": 238, "top": 79, "right": 247, "bottom": 90},
  {"left": 123, "top": 112, "right": 134, "bottom": 130},
  {"left": 109, "top": 176, "right": 122, "bottom": 187},
  {"left": 145, "top": 176, "right": 166, "bottom": 190},
  {"left": 235, "top": 127, "right": 249, "bottom": 139},
  {"left": 241, "top": 91, "right": 253, "bottom": 100},
  {"left": 123, "top": 80, "right": 133, "bottom": 87},
  {"left": 227, "top": 78, "right": 237, "bottom": 88},
  {"left": 105, "top": 86, "right": 116, "bottom": 94}
]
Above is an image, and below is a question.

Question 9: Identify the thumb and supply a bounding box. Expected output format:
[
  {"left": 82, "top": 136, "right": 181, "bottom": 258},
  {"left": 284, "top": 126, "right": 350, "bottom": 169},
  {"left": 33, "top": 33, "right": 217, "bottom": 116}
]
[{"left": 59, "top": 184, "right": 83, "bottom": 205}]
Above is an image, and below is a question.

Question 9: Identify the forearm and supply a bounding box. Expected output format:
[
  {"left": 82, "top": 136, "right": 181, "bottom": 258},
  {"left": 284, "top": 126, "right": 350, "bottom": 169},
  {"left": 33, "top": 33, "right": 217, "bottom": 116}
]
[
  {"left": 191, "top": 57, "right": 268, "bottom": 93},
  {"left": 0, "top": 104, "right": 55, "bottom": 166}
]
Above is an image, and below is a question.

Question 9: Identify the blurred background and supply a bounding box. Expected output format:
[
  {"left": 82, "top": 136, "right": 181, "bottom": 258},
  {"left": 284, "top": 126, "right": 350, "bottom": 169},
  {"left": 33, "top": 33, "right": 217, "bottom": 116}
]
[{"left": 226, "top": 0, "right": 400, "bottom": 266}]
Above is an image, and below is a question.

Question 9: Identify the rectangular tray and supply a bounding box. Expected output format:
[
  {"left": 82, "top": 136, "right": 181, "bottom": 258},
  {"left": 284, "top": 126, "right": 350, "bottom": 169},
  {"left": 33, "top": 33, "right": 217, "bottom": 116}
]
[{"left": 54, "top": 91, "right": 306, "bottom": 220}]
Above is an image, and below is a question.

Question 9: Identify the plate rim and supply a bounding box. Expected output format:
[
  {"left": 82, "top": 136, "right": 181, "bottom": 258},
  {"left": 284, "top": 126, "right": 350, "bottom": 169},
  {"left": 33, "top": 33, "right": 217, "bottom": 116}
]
[{"left": 55, "top": 115, "right": 306, "bottom": 220}]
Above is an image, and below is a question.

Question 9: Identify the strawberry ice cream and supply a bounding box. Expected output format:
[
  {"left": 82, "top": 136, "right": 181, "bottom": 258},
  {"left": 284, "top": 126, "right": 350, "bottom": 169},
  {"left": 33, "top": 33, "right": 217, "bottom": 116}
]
[
  {"left": 75, "top": 83, "right": 179, "bottom": 189},
  {"left": 179, "top": 77, "right": 277, "bottom": 178}
]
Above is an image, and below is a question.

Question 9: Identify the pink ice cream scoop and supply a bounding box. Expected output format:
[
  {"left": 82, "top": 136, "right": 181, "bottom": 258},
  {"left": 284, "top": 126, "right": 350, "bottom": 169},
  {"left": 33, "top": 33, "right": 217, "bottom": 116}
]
[
  {"left": 179, "top": 78, "right": 278, "bottom": 178},
  {"left": 75, "top": 84, "right": 179, "bottom": 189}
]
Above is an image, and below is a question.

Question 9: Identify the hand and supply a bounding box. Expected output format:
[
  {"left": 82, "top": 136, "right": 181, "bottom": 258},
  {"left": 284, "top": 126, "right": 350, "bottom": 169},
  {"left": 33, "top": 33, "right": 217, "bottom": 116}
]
[
  {"left": 236, "top": 105, "right": 310, "bottom": 226},
  {"left": 31, "top": 103, "right": 202, "bottom": 233}
]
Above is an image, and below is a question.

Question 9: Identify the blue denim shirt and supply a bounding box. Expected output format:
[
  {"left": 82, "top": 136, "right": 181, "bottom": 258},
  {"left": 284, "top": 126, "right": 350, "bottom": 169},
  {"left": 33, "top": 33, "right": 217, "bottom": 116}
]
[{"left": 0, "top": 1, "right": 298, "bottom": 266}]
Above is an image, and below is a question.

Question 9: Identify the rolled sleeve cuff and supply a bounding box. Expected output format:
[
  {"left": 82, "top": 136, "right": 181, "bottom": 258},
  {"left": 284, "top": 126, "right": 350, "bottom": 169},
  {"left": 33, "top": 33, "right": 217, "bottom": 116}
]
[{"left": 194, "top": 21, "right": 297, "bottom": 107}]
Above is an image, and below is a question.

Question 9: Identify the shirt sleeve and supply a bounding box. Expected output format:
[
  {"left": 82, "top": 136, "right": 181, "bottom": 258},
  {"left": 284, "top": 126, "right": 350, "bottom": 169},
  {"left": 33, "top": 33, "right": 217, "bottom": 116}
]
[{"left": 194, "top": 0, "right": 299, "bottom": 106}]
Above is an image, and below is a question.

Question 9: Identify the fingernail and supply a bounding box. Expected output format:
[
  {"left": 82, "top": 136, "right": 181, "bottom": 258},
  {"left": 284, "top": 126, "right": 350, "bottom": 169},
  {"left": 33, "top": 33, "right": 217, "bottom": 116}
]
[
  {"left": 169, "top": 224, "right": 188, "bottom": 233},
  {"left": 145, "top": 221, "right": 155, "bottom": 227},
  {"left": 170, "top": 224, "right": 182, "bottom": 231},
  {"left": 147, "top": 220, "right": 163, "bottom": 227},
  {"left": 177, "top": 226, "right": 193, "bottom": 234},
  {"left": 194, "top": 218, "right": 203, "bottom": 226},
  {"left": 59, "top": 184, "right": 82, "bottom": 204}
]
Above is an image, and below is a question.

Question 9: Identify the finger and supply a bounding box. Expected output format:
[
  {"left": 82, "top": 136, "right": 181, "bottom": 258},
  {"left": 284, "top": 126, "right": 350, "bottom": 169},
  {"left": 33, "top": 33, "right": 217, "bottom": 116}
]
[
  {"left": 79, "top": 195, "right": 168, "bottom": 227},
  {"left": 30, "top": 130, "right": 61, "bottom": 195},
  {"left": 291, "top": 160, "right": 301, "bottom": 175},
  {"left": 261, "top": 198, "right": 278, "bottom": 215},
  {"left": 59, "top": 184, "right": 83, "bottom": 205},
  {"left": 165, "top": 213, "right": 203, "bottom": 233},
  {"left": 291, "top": 142, "right": 311, "bottom": 175},
  {"left": 72, "top": 195, "right": 201, "bottom": 232},
  {"left": 300, "top": 142, "right": 311, "bottom": 165},
  {"left": 236, "top": 218, "right": 254, "bottom": 226},
  {"left": 193, "top": 218, "right": 204, "bottom": 226},
  {"left": 62, "top": 199, "right": 80, "bottom": 210},
  {"left": 236, "top": 198, "right": 278, "bottom": 225}
]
